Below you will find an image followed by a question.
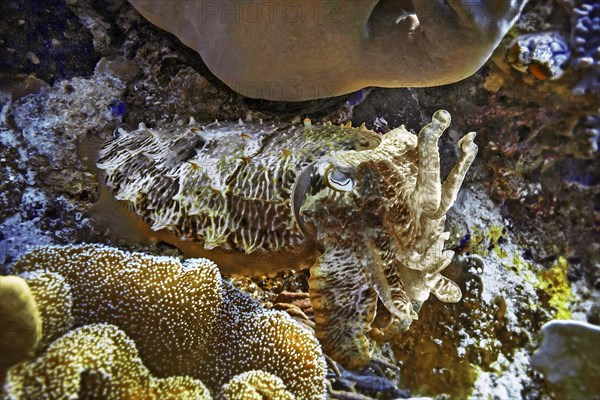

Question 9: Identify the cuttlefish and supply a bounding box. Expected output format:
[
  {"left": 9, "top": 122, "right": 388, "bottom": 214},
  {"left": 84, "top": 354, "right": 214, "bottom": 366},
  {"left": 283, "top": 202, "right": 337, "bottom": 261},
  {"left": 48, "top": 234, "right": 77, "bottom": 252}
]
[{"left": 88, "top": 110, "right": 477, "bottom": 368}]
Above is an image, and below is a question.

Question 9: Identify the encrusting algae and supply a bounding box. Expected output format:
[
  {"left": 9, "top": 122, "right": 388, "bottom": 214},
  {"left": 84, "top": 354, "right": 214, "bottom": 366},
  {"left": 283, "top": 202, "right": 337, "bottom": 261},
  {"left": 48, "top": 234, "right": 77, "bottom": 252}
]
[
  {"left": 534, "top": 256, "right": 574, "bottom": 320},
  {"left": 466, "top": 224, "right": 575, "bottom": 321},
  {"left": 2, "top": 244, "right": 327, "bottom": 399}
]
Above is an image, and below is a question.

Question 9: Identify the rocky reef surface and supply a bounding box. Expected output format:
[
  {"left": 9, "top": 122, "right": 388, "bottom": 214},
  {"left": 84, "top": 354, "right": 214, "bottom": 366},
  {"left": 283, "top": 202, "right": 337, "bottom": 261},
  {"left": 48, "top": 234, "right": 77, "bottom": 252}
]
[{"left": 0, "top": 0, "right": 598, "bottom": 399}]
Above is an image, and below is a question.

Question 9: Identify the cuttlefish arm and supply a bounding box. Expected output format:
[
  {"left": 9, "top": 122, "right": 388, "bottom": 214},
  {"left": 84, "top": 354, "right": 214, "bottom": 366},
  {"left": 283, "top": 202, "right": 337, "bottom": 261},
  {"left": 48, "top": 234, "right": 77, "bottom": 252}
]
[
  {"left": 367, "top": 237, "right": 419, "bottom": 321},
  {"left": 309, "top": 246, "right": 378, "bottom": 370}
]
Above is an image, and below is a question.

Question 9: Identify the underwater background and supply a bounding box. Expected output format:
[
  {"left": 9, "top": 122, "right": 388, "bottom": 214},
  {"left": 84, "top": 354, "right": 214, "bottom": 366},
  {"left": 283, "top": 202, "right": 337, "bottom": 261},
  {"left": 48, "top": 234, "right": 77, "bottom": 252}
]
[{"left": 0, "top": 0, "right": 599, "bottom": 399}]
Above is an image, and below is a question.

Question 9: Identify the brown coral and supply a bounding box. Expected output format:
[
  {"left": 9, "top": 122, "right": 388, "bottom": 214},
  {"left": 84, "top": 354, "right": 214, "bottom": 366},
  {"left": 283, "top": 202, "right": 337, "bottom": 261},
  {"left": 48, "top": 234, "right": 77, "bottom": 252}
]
[
  {"left": 205, "top": 283, "right": 326, "bottom": 397},
  {"left": 129, "top": 0, "right": 527, "bottom": 100},
  {"left": 13, "top": 243, "right": 222, "bottom": 377},
  {"left": 19, "top": 271, "right": 73, "bottom": 352},
  {"left": 219, "top": 370, "right": 294, "bottom": 400},
  {"left": 5, "top": 324, "right": 211, "bottom": 400},
  {"left": 7, "top": 244, "right": 326, "bottom": 398}
]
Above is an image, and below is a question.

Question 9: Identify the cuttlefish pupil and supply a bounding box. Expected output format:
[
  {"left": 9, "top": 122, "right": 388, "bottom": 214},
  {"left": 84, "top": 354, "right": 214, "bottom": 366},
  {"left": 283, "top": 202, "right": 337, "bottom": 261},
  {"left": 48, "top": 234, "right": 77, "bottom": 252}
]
[
  {"left": 322, "top": 164, "right": 355, "bottom": 192},
  {"left": 90, "top": 110, "right": 477, "bottom": 369}
]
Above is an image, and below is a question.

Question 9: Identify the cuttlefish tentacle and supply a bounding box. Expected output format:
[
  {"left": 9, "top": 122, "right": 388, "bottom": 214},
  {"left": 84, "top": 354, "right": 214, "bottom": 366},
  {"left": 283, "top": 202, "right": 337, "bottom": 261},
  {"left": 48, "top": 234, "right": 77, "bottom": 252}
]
[
  {"left": 404, "top": 228, "right": 454, "bottom": 272},
  {"left": 370, "top": 316, "right": 413, "bottom": 343},
  {"left": 309, "top": 246, "right": 378, "bottom": 370},
  {"left": 432, "top": 275, "right": 462, "bottom": 303},
  {"left": 367, "top": 237, "right": 419, "bottom": 321},
  {"left": 414, "top": 110, "right": 450, "bottom": 216},
  {"left": 432, "top": 131, "right": 478, "bottom": 219}
]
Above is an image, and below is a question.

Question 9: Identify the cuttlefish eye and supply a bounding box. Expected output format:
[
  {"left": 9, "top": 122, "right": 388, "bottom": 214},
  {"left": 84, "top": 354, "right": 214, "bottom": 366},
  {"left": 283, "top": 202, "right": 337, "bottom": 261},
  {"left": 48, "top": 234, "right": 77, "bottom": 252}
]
[{"left": 323, "top": 164, "right": 355, "bottom": 192}]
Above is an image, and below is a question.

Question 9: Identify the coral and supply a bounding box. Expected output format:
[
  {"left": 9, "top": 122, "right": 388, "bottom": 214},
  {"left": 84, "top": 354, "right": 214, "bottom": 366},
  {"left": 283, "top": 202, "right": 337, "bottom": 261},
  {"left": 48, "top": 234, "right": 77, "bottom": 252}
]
[
  {"left": 12, "top": 243, "right": 222, "bottom": 377},
  {"left": 5, "top": 324, "right": 211, "bottom": 400},
  {"left": 0, "top": 276, "right": 40, "bottom": 370},
  {"left": 204, "top": 282, "right": 326, "bottom": 397},
  {"left": 128, "top": 0, "right": 527, "bottom": 100},
  {"left": 219, "top": 371, "right": 294, "bottom": 400},
  {"left": 7, "top": 244, "right": 326, "bottom": 398},
  {"left": 392, "top": 274, "right": 530, "bottom": 399},
  {"left": 531, "top": 320, "right": 600, "bottom": 398},
  {"left": 20, "top": 271, "right": 73, "bottom": 352},
  {"left": 507, "top": 32, "right": 571, "bottom": 80},
  {"left": 392, "top": 297, "right": 481, "bottom": 398},
  {"left": 569, "top": 0, "right": 600, "bottom": 94}
]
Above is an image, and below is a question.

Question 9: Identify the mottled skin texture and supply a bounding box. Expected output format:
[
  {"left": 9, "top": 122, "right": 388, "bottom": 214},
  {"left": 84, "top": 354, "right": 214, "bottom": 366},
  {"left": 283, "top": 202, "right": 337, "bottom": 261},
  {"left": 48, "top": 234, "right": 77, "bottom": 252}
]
[
  {"left": 302, "top": 111, "right": 477, "bottom": 367},
  {"left": 93, "top": 111, "right": 477, "bottom": 368},
  {"left": 94, "top": 119, "right": 380, "bottom": 275}
]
